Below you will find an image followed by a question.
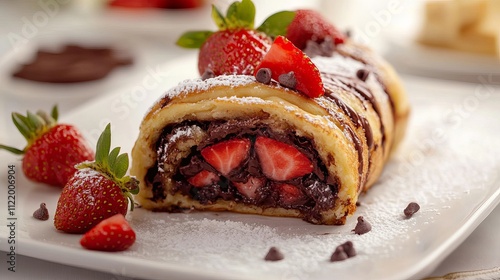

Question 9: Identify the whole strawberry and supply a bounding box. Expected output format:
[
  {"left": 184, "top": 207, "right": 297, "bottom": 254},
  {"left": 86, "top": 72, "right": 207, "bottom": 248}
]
[
  {"left": 54, "top": 124, "right": 139, "bottom": 234},
  {"left": 285, "top": 9, "right": 346, "bottom": 50},
  {"left": 0, "top": 105, "right": 94, "bottom": 187},
  {"left": 176, "top": 0, "right": 277, "bottom": 76},
  {"left": 80, "top": 214, "right": 136, "bottom": 252}
]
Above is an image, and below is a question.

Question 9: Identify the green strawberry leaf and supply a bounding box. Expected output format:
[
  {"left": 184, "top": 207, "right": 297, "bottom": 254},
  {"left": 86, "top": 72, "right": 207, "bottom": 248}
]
[
  {"left": 226, "top": 0, "right": 255, "bottom": 29},
  {"left": 50, "top": 105, "right": 58, "bottom": 122},
  {"left": 27, "top": 111, "right": 45, "bottom": 132},
  {"left": 0, "top": 144, "right": 24, "bottom": 155},
  {"left": 113, "top": 153, "right": 129, "bottom": 179},
  {"left": 176, "top": 31, "right": 213, "bottom": 48},
  {"left": 257, "top": 11, "right": 296, "bottom": 38},
  {"left": 95, "top": 124, "right": 111, "bottom": 165},
  {"left": 12, "top": 113, "right": 33, "bottom": 142},
  {"left": 107, "top": 147, "right": 120, "bottom": 171},
  {"left": 212, "top": 4, "right": 227, "bottom": 29}
]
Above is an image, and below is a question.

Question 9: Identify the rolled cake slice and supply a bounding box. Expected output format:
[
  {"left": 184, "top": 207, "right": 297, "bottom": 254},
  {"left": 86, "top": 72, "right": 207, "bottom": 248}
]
[{"left": 130, "top": 40, "right": 409, "bottom": 225}]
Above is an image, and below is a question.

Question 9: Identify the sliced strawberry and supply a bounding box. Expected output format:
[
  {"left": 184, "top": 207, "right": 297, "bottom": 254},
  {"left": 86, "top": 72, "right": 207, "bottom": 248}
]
[
  {"left": 254, "top": 36, "right": 324, "bottom": 98},
  {"left": 201, "top": 138, "right": 250, "bottom": 176},
  {"left": 276, "top": 183, "right": 307, "bottom": 205},
  {"left": 80, "top": 214, "right": 136, "bottom": 252},
  {"left": 188, "top": 170, "right": 219, "bottom": 188},
  {"left": 254, "top": 136, "right": 313, "bottom": 181},
  {"left": 233, "top": 176, "right": 265, "bottom": 199},
  {"left": 286, "top": 9, "right": 346, "bottom": 50}
]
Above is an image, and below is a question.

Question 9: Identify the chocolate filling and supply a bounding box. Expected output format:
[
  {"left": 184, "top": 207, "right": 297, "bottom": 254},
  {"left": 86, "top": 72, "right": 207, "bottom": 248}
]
[{"left": 146, "top": 119, "right": 339, "bottom": 223}]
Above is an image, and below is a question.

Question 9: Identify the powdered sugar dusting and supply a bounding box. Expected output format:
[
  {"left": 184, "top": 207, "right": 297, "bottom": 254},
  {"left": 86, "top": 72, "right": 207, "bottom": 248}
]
[
  {"left": 169, "top": 75, "right": 256, "bottom": 98},
  {"left": 122, "top": 98, "right": 500, "bottom": 279}
]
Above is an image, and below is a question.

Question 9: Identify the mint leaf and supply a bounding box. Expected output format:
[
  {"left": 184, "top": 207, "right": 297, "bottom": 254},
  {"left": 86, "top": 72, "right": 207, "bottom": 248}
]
[
  {"left": 257, "top": 11, "right": 296, "bottom": 37},
  {"left": 211, "top": 4, "right": 227, "bottom": 29},
  {"left": 176, "top": 31, "right": 213, "bottom": 48},
  {"left": 226, "top": 0, "right": 255, "bottom": 29}
]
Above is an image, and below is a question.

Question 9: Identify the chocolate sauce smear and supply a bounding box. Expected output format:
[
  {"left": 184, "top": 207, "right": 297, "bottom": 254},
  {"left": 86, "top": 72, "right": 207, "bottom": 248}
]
[{"left": 12, "top": 44, "right": 132, "bottom": 83}]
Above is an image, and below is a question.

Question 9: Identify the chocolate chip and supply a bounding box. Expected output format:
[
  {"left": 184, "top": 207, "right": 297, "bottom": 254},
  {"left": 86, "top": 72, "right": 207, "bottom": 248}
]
[
  {"left": 352, "top": 216, "right": 371, "bottom": 235},
  {"left": 303, "top": 40, "right": 322, "bottom": 58},
  {"left": 341, "top": 241, "right": 356, "bottom": 258},
  {"left": 264, "top": 246, "right": 284, "bottom": 261},
  {"left": 303, "top": 37, "right": 335, "bottom": 58},
  {"left": 278, "top": 71, "right": 297, "bottom": 89},
  {"left": 344, "top": 29, "right": 352, "bottom": 38},
  {"left": 255, "top": 68, "right": 272, "bottom": 84},
  {"left": 330, "top": 246, "right": 348, "bottom": 262},
  {"left": 201, "top": 69, "right": 215, "bottom": 80},
  {"left": 356, "top": 69, "right": 370, "bottom": 82},
  {"left": 33, "top": 203, "right": 49, "bottom": 221},
  {"left": 404, "top": 202, "right": 420, "bottom": 218},
  {"left": 320, "top": 36, "right": 335, "bottom": 56}
]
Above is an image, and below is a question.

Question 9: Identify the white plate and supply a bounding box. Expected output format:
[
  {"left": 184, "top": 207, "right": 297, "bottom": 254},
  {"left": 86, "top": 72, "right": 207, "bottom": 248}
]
[{"left": 1, "top": 55, "right": 500, "bottom": 280}]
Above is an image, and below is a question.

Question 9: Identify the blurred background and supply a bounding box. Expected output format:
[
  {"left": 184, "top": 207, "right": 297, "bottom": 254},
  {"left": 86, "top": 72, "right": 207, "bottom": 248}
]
[{"left": 0, "top": 0, "right": 498, "bottom": 114}]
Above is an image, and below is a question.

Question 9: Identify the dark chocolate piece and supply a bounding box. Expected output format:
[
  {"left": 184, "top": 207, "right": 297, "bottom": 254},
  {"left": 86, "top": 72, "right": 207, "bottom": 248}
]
[
  {"left": 330, "top": 246, "right": 348, "bottom": 262},
  {"left": 264, "top": 247, "right": 284, "bottom": 261},
  {"left": 33, "top": 203, "right": 49, "bottom": 221},
  {"left": 404, "top": 202, "right": 420, "bottom": 218},
  {"left": 201, "top": 69, "right": 215, "bottom": 80},
  {"left": 352, "top": 216, "right": 371, "bottom": 235},
  {"left": 341, "top": 241, "right": 356, "bottom": 258},
  {"left": 356, "top": 69, "right": 370, "bottom": 82},
  {"left": 278, "top": 71, "right": 297, "bottom": 89},
  {"left": 255, "top": 68, "right": 272, "bottom": 84}
]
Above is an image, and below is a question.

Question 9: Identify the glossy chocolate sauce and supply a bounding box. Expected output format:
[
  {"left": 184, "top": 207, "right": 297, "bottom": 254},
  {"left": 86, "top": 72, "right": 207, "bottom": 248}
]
[{"left": 12, "top": 44, "right": 132, "bottom": 83}]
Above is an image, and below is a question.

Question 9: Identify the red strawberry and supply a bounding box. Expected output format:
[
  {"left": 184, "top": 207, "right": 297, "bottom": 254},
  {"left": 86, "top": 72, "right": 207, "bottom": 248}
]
[
  {"left": 109, "top": 0, "right": 168, "bottom": 8},
  {"left": 176, "top": 0, "right": 272, "bottom": 76},
  {"left": 197, "top": 29, "right": 271, "bottom": 76},
  {"left": 276, "top": 183, "right": 307, "bottom": 205},
  {"left": 286, "top": 9, "right": 345, "bottom": 50},
  {"left": 80, "top": 214, "right": 136, "bottom": 252},
  {"left": 0, "top": 105, "right": 94, "bottom": 187},
  {"left": 188, "top": 170, "right": 219, "bottom": 187},
  {"left": 254, "top": 136, "right": 313, "bottom": 181},
  {"left": 201, "top": 138, "right": 250, "bottom": 176},
  {"left": 254, "top": 36, "right": 325, "bottom": 98},
  {"left": 163, "top": 0, "right": 204, "bottom": 9},
  {"left": 233, "top": 176, "right": 265, "bottom": 199},
  {"left": 54, "top": 124, "right": 139, "bottom": 234}
]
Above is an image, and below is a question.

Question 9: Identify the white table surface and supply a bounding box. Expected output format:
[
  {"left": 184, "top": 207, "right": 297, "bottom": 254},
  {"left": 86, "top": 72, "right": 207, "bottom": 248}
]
[{"left": 0, "top": 1, "right": 498, "bottom": 279}]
